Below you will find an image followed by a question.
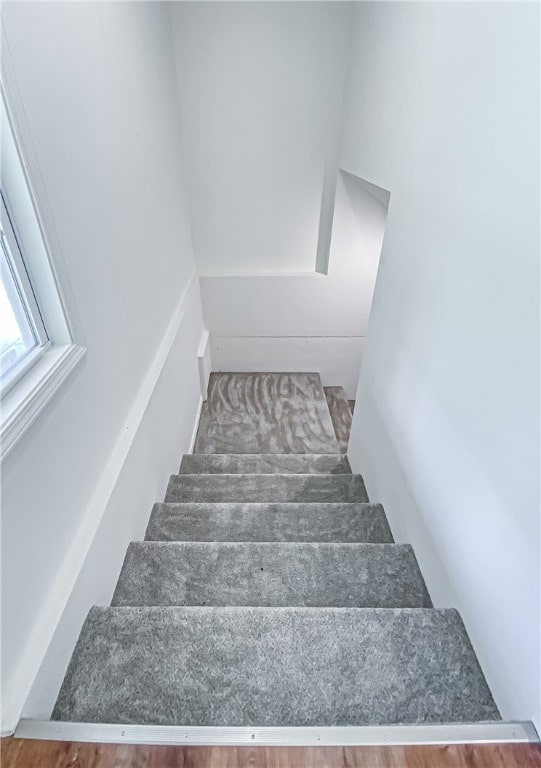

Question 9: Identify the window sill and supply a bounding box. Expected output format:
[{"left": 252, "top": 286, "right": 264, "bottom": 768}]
[{"left": 1, "top": 343, "right": 86, "bottom": 461}]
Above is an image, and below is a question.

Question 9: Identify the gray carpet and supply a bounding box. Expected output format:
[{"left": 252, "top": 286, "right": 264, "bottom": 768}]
[
  {"left": 52, "top": 370, "right": 500, "bottom": 728},
  {"left": 145, "top": 502, "right": 393, "bottom": 543},
  {"left": 112, "top": 542, "right": 431, "bottom": 608},
  {"left": 180, "top": 453, "right": 351, "bottom": 474},
  {"left": 324, "top": 386, "right": 353, "bottom": 454},
  {"left": 194, "top": 373, "right": 339, "bottom": 454},
  {"left": 165, "top": 473, "right": 369, "bottom": 504},
  {"left": 52, "top": 607, "right": 499, "bottom": 726}
]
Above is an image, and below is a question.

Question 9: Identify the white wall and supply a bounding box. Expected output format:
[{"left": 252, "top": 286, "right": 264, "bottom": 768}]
[
  {"left": 202, "top": 169, "right": 388, "bottom": 397},
  {"left": 172, "top": 2, "right": 386, "bottom": 394},
  {"left": 170, "top": 1, "right": 351, "bottom": 275},
  {"left": 1, "top": 1, "right": 205, "bottom": 732},
  {"left": 343, "top": 2, "right": 540, "bottom": 728}
]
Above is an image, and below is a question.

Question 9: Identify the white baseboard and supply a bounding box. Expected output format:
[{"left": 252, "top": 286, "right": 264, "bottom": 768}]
[
  {"left": 210, "top": 335, "right": 364, "bottom": 399},
  {"left": 197, "top": 329, "right": 211, "bottom": 400},
  {"left": 188, "top": 396, "right": 203, "bottom": 453}
]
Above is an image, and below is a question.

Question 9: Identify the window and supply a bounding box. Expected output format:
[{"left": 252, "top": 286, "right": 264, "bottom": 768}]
[
  {"left": 1, "top": 89, "right": 85, "bottom": 459},
  {"left": 1, "top": 192, "right": 49, "bottom": 394}
]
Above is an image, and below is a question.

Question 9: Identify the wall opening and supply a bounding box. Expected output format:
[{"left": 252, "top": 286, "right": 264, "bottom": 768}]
[{"left": 325, "top": 169, "right": 390, "bottom": 392}]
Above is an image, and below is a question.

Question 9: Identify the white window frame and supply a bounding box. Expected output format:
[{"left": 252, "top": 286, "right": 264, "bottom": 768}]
[
  {"left": 1, "top": 192, "right": 50, "bottom": 393},
  {"left": 0, "top": 87, "right": 86, "bottom": 461}
]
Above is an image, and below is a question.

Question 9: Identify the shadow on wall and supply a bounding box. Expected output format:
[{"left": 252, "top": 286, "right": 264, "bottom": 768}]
[{"left": 333, "top": 169, "right": 390, "bottom": 283}]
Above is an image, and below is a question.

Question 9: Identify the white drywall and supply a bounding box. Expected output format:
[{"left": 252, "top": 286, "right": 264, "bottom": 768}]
[
  {"left": 201, "top": 169, "right": 389, "bottom": 395},
  {"left": 170, "top": 1, "right": 351, "bottom": 275},
  {"left": 343, "top": 2, "right": 540, "bottom": 728},
  {"left": 1, "top": 1, "right": 204, "bottom": 732},
  {"left": 172, "top": 3, "right": 385, "bottom": 391},
  {"left": 22, "top": 279, "right": 205, "bottom": 721},
  {"left": 211, "top": 336, "right": 364, "bottom": 400}
]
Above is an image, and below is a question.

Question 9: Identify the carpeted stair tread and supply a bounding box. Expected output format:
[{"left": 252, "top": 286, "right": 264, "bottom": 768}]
[
  {"left": 165, "top": 473, "right": 368, "bottom": 503},
  {"left": 49, "top": 368, "right": 499, "bottom": 731},
  {"left": 324, "top": 386, "right": 353, "bottom": 454},
  {"left": 52, "top": 606, "right": 500, "bottom": 726},
  {"left": 145, "top": 502, "right": 393, "bottom": 543},
  {"left": 195, "top": 372, "right": 339, "bottom": 454},
  {"left": 180, "top": 453, "right": 352, "bottom": 474},
  {"left": 112, "top": 542, "right": 430, "bottom": 608}
]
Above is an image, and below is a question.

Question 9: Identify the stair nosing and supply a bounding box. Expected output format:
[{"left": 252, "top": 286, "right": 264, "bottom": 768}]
[
  {"left": 170, "top": 472, "right": 364, "bottom": 476},
  {"left": 192, "top": 452, "right": 345, "bottom": 456},
  {"left": 145, "top": 540, "right": 395, "bottom": 545},
  {"left": 94, "top": 606, "right": 452, "bottom": 619},
  {"left": 153, "top": 501, "right": 382, "bottom": 507}
]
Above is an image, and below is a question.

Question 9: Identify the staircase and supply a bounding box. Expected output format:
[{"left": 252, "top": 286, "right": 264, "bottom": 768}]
[{"left": 50, "top": 373, "right": 500, "bottom": 731}]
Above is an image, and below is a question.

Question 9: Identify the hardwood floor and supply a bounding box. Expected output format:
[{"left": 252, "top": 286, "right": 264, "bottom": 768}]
[{"left": 2, "top": 738, "right": 541, "bottom": 768}]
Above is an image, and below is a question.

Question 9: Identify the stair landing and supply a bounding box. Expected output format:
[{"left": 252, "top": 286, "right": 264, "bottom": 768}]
[{"left": 194, "top": 372, "right": 339, "bottom": 454}]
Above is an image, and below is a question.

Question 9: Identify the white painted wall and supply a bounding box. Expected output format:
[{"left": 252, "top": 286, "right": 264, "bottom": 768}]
[
  {"left": 203, "top": 169, "right": 389, "bottom": 397},
  {"left": 1, "top": 1, "right": 205, "bottom": 732},
  {"left": 170, "top": 1, "right": 351, "bottom": 275},
  {"left": 210, "top": 336, "right": 364, "bottom": 400},
  {"left": 22, "top": 278, "right": 205, "bottom": 721},
  {"left": 343, "top": 2, "right": 540, "bottom": 729},
  {"left": 171, "top": 3, "right": 386, "bottom": 393}
]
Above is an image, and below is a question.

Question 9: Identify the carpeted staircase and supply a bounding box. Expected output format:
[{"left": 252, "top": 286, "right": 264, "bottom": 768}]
[{"left": 51, "top": 372, "right": 499, "bottom": 727}]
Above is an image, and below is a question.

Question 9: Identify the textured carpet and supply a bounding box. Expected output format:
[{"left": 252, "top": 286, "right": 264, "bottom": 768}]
[
  {"left": 52, "top": 607, "right": 499, "bottom": 726},
  {"left": 324, "top": 387, "right": 353, "bottom": 454},
  {"left": 145, "top": 502, "right": 393, "bottom": 543},
  {"left": 52, "top": 370, "right": 500, "bottom": 729},
  {"left": 194, "top": 373, "right": 339, "bottom": 454},
  {"left": 165, "top": 473, "right": 369, "bottom": 504},
  {"left": 180, "top": 453, "right": 351, "bottom": 474},
  {"left": 112, "top": 542, "right": 430, "bottom": 608}
]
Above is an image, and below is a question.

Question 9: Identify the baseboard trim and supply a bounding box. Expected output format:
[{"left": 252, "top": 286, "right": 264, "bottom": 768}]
[
  {"left": 188, "top": 395, "right": 203, "bottom": 453},
  {"left": 197, "top": 330, "right": 211, "bottom": 400},
  {"left": 14, "top": 719, "right": 539, "bottom": 746}
]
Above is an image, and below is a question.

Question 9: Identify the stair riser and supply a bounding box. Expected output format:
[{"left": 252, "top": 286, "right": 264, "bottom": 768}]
[
  {"left": 324, "top": 387, "right": 353, "bottom": 454},
  {"left": 165, "top": 474, "right": 368, "bottom": 504},
  {"left": 112, "top": 542, "right": 431, "bottom": 608},
  {"left": 145, "top": 502, "right": 393, "bottom": 543},
  {"left": 180, "top": 454, "right": 352, "bottom": 474}
]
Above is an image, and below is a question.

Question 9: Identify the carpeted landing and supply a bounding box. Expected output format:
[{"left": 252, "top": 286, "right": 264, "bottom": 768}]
[
  {"left": 52, "top": 372, "right": 500, "bottom": 727},
  {"left": 194, "top": 372, "right": 340, "bottom": 454}
]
